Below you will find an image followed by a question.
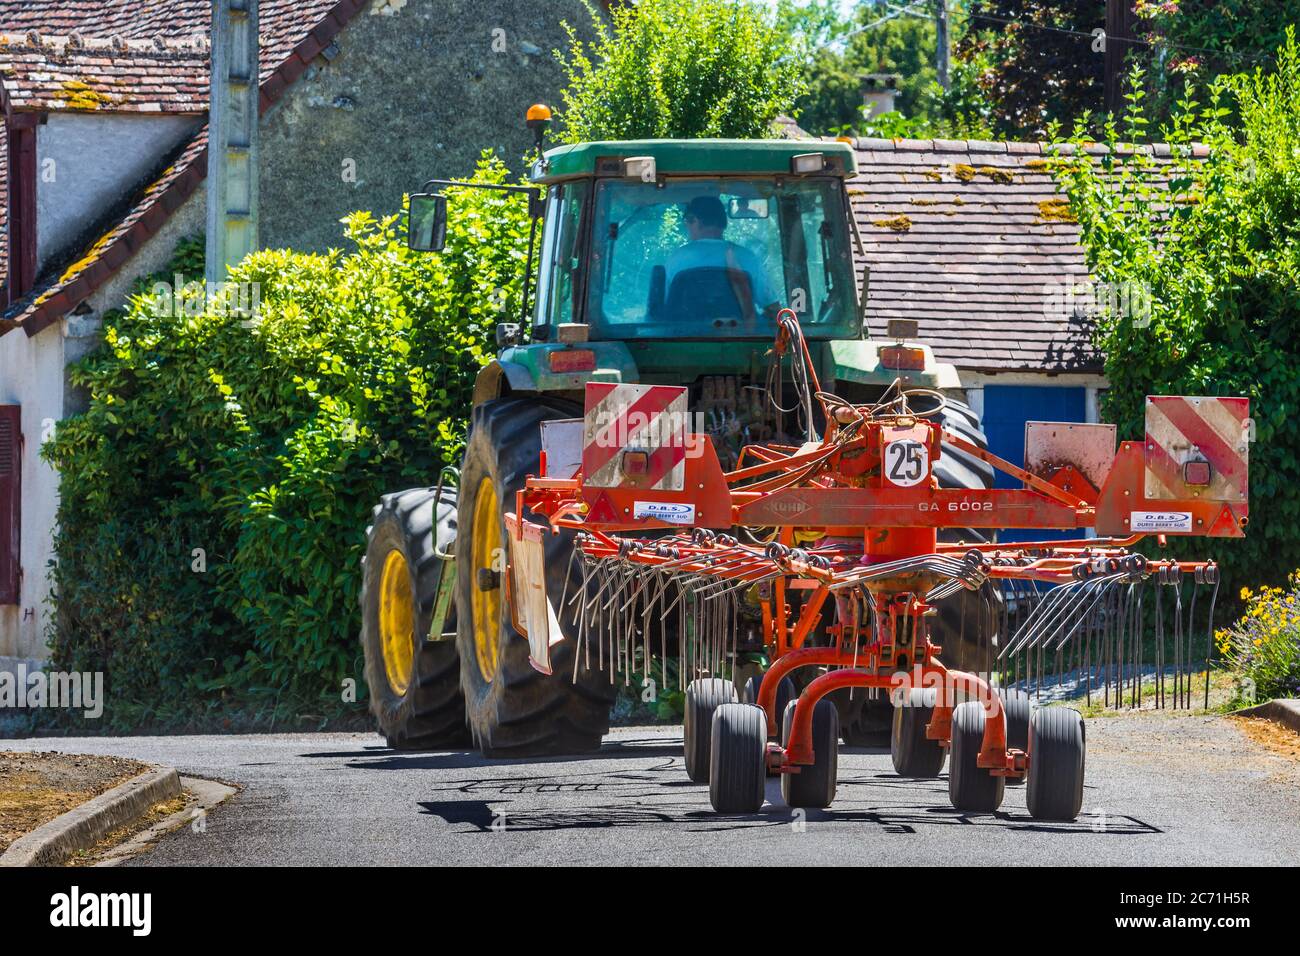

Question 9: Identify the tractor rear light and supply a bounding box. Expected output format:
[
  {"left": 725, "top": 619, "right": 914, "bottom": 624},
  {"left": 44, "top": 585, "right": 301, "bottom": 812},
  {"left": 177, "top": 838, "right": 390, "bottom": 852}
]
[
  {"left": 880, "top": 345, "right": 925, "bottom": 370},
  {"left": 622, "top": 450, "right": 650, "bottom": 476},
  {"left": 1183, "top": 460, "right": 1212, "bottom": 486},
  {"left": 549, "top": 349, "right": 596, "bottom": 373}
]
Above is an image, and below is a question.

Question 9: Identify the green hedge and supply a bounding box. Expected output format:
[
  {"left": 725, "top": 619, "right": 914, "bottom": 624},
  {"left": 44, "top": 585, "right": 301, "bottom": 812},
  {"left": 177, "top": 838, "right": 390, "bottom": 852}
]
[{"left": 43, "top": 154, "right": 530, "bottom": 729}]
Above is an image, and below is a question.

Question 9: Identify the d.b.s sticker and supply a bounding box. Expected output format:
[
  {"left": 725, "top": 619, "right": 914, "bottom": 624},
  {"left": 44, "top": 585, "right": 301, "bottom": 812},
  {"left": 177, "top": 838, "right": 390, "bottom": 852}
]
[
  {"left": 634, "top": 501, "right": 696, "bottom": 524},
  {"left": 1131, "top": 511, "right": 1193, "bottom": 533}
]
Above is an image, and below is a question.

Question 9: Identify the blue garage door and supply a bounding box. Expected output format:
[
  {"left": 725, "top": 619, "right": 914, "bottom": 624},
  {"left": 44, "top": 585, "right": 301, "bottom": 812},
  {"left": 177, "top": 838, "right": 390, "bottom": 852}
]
[{"left": 981, "top": 385, "right": 1086, "bottom": 541}]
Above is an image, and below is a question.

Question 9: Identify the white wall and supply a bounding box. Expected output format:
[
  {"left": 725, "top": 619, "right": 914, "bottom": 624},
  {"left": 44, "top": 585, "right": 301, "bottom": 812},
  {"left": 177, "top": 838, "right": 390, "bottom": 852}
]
[
  {"left": 0, "top": 322, "right": 64, "bottom": 660},
  {"left": 35, "top": 112, "right": 200, "bottom": 275}
]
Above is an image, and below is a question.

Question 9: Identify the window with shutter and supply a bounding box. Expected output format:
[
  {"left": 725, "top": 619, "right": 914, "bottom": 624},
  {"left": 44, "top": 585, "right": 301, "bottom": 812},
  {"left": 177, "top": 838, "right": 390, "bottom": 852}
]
[{"left": 0, "top": 406, "right": 19, "bottom": 605}]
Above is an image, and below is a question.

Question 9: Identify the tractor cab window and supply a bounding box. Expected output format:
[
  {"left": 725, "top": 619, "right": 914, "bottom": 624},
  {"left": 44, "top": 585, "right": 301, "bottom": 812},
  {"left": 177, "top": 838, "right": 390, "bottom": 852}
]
[
  {"left": 534, "top": 180, "right": 589, "bottom": 335},
  {"left": 585, "top": 177, "right": 856, "bottom": 339}
]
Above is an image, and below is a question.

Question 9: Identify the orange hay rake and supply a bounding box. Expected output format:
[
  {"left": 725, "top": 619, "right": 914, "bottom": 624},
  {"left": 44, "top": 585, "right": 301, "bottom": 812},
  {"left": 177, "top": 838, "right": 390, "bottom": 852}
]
[{"left": 504, "top": 312, "right": 1249, "bottom": 819}]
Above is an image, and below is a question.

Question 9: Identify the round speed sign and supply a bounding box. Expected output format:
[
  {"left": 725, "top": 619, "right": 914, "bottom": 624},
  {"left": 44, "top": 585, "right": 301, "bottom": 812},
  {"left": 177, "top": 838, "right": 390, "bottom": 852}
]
[{"left": 883, "top": 439, "right": 929, "bottom": 488}]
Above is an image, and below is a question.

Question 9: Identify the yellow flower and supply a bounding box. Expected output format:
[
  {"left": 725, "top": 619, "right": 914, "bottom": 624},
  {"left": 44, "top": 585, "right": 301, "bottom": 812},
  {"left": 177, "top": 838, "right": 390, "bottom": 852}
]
[{"left": 1241, "top": 587, "right": 1252, "bottom": 600}]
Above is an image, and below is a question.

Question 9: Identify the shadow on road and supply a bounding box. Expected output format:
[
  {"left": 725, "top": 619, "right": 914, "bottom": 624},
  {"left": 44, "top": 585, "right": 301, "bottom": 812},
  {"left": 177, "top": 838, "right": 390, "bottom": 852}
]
[
  {"left": 302, "top": 737, "right": 686, "bottom": 771},
  {"left": 411, "top": 764, "right": 1161, "bottom": 837}
]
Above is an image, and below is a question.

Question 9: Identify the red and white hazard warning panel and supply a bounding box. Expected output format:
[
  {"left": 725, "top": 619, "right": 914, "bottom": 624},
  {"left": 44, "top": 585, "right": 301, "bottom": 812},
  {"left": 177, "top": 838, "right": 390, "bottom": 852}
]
[
  {"left": 1144, "top": 395, "right": 1250, "bottom": 502},
  {"left": 582, "top": 383, "right": 690, "bottom": 492}
]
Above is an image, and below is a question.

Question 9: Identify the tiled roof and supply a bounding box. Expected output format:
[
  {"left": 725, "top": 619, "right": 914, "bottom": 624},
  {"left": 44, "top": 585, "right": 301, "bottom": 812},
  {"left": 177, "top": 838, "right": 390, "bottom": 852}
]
[
  {"left": 846, "top": 137, "right": 1197, "bottom": 374},
  {"left": 0, "top": 0, "right": 346, "bottom": 114},
  {"left": 2, "top": 0, "right": 365, "bottom": 336},
  {"left": 0, "top": 34, "right": 210, "bottom": 113}
]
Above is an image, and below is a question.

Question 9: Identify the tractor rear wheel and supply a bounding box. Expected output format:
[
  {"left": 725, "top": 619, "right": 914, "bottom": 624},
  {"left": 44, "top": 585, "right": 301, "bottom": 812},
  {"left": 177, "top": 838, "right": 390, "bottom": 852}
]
[
  {"left": 455, "top": 398, "right": 616, "bottom": 756},
  {"left": 835, "top": 689, "right": 892, "bottom": 747},
  {"left": 931, "top": 396, "right": 1000, "bottom": 677},
  {"left": 948, "top": 701, "right": 1006, "bottom": 813},
  {"left": 361, "top": 488, "right": 469, "bottom": 749}
]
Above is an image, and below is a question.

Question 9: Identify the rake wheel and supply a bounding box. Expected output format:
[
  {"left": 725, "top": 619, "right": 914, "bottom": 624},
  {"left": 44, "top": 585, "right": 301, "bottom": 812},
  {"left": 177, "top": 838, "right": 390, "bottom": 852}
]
[
  {"left": 1027, "top": 707, "right": 1086, "bottom": 821},
  {"left": 685, "top": 677, "right": 738, "bottom": 782},
  {"left": 891, "top": 686, "right": 946, "bottom": 777},
  {"left": 948, "top": 701, "right": 1006, "bottom": 814},
  {"left": 709, "top": 703, "right": 767, "bottom": 814},
  {"left": 780, "top": 698, "right": 840, "bottom": 810}
]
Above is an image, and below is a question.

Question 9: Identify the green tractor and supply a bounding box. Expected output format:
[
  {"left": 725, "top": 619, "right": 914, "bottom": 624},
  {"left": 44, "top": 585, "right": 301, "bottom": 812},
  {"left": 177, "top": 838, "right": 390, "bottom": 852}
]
[{"left": 359, "top": 122, "right": 995, "bottom": 757}]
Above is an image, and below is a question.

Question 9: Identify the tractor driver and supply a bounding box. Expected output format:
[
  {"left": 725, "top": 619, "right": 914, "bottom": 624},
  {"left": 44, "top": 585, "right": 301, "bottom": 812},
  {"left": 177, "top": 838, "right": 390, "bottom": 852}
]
[{"left": 663, "top": 195, "right": 780, "bottom": 321}]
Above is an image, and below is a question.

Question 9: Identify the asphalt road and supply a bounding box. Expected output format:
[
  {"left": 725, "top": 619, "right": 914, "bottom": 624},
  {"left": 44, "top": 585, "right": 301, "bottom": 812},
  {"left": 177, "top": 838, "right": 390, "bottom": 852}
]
[{"left": 6, "top": 713, "right": 1298, "bottom": 866}]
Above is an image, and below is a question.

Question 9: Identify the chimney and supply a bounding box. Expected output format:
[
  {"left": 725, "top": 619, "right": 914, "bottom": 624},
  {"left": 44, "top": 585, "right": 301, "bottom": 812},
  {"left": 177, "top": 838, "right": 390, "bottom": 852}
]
[
  {"left": 206, "top": 0, "right": 259, "bottom": 288},
  {"left": 861, "top": 74, "right": 901, "bottom": 119}
]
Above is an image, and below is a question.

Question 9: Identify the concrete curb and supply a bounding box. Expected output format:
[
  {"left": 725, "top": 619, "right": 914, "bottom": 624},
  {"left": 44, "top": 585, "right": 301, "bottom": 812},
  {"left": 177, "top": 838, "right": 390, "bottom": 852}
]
[
  {"left": 95, "top": 776, "right": 237, "bottom": 867},
  {"left": 0, "top": 765, "right": 182, "bottom": 867},
  {"left": 1235, "top": 699, "right": 1300, "bottom": 735}
]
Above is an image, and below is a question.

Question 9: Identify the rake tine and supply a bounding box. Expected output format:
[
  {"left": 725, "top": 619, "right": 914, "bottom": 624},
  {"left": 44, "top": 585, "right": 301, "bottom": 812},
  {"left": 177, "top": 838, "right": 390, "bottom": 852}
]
[{"left": 1198, "top": 567, "right": 1220, "bottom": 709}]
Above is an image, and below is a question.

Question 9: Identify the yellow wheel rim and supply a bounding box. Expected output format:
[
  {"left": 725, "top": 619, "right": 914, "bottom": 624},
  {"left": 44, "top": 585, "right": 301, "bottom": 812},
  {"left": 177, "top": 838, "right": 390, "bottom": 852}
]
[
  {"left": 471, "top": 477, "right": 502, "bottom": 684},
  {"left": 378, "top": 548, "right": 415, "bottom": 696}
]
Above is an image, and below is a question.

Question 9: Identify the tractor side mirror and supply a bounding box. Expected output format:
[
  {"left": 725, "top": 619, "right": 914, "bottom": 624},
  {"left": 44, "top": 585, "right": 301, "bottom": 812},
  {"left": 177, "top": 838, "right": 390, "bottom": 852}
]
[{"left": 408, "top": 193, "right": 447, "bottom": 252}]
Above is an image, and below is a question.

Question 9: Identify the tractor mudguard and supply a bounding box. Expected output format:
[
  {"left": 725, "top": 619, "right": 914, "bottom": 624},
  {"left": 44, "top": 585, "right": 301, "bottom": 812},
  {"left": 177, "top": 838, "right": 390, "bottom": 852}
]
[{"left": 471, "top": 342, "right": 640, "bottom": 404}]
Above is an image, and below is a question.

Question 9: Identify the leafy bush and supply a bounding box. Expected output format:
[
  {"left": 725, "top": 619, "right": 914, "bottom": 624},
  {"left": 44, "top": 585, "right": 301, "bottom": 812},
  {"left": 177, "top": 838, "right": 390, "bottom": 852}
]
[
  {"left": 1046, "top": 32, "right": 1300, "bottom": 603},
  {"left": 554, "top": 0, "right": 805, "bottom": 142},
  {"left": 1217, "top": 578, "right": 1300, "bottom": 703},
  {"left": 43, "top": 154, "right": 530, "bottom": 728}
]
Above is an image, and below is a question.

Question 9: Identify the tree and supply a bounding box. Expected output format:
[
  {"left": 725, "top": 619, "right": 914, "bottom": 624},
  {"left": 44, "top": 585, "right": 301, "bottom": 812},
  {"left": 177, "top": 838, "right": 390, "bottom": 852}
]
[
  {"left": 959, "top": 0, "right": 1107, "bottom": 139},
  {"left": 790, "top": 1, "right": 995, "bottom": 139},
  {"left": 1135, "top": 0, "right": 1300, "bottom": 126},
  {"left": 554, "top": 0, "right": 806, "bottom": 142}
]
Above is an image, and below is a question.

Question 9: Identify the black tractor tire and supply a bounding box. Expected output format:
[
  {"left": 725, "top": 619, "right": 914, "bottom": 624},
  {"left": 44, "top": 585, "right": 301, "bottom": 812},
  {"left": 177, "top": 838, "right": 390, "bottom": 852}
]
[
  {"left": 780, "top": 698, "right": 840, "bottom": 809},
  {"left": 891, "top": 686, "right": 946, "bottom": 777},
  {"left": 929, "top": 396, "right": 1002, "bottom": 678},
  {"left": 685, "top": 677, "right": 739, "bottom": 782},
  {"left": 360, "top": 487, "right": 469, "bottom": 749},
  {"left": 455, "top": 397, "right": 616, "bottom": 756},
  {"left": 1027, "top": 707, "right": 1086, "bottom": 821},
  {"left": 948, "top": 701, "right": 1006, "bottom": 813},
  {"left": 1000, "top": 687, "right": 1032, "bottom": 785},
  {"left": 709, "top": 703, "right": 768, "bottom": 814},
  {"left": 835, "top": 689, "right": 892, "bottom": 747}
]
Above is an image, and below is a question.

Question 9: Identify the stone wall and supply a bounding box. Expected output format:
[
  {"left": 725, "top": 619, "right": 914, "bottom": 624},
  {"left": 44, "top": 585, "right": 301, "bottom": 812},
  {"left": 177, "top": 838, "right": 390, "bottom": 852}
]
[{"left": 258, "top": 0, "right": 602, "bottom": 253}]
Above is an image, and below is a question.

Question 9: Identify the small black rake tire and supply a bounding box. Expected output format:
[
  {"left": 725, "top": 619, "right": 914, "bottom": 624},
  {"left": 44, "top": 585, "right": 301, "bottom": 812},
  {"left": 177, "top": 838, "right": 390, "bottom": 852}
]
[
  {"left": 360, "top": 488, "right": 469, "bottom": 750},
  {"left": 1027, "top": 707, "right": 1086, "bottom": 821},
  {"left": 685, "top": 678, "right": 738, "bottom": 783},
  {"left": 948, "top": 701, "right": 1006, "bottom": 814},
  {"left": 709, "top": 703, "right": 767, "bottom": 814},
  {"left": 780, "top": 698, "right": 840, "bottom": 810},
  {"left": 999, "top": 687, "right": 1032, "bottom": 786},
  {"left": 744, "top": 673, "right": 796, "bottom": 717},
  {"left": 891, "top": 687, "right": 946, "bottom": 777}
]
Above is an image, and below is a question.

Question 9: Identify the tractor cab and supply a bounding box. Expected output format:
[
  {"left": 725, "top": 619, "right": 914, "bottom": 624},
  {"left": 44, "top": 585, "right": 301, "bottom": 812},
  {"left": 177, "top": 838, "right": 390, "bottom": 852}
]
[{"left": 526, "top": 139, "right": 862, "bottom": 343}]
